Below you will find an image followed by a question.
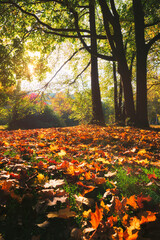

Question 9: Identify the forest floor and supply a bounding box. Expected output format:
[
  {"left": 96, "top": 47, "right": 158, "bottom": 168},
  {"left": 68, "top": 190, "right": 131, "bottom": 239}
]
[{"left": 0, "top": 125, "right": 160, "bottom": 240}]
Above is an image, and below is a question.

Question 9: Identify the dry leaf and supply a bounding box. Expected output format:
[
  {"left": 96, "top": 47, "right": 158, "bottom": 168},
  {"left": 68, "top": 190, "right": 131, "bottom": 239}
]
[
  {"left": 47, "top": 196, "right": 68, "bottom": 206},
  {"left": 90, "top": 204, "right": 103, "bottom": 229},
  {"left": 104, "top": 171, "right": 117, "bottom": 178},
  {"left": 44, "top": 179, "right": 65, "bottom": 188},
  {"left": 83, "top": 209, "right": 92, "bottom": 218},
  {"left": 47, "top": 207, "right": 76, "bottom": 219},
  {"left": 140, "top": 211, "right": 157, "bottom": 224},
  {"left": 74, "top": 195, "right": 94, "bottom": 207},
  {"left": 126, "top": 195, "right": 138, "bottom": 209},
  {"left": 37, "top": 220, "right": 50, "bottom": 228}
]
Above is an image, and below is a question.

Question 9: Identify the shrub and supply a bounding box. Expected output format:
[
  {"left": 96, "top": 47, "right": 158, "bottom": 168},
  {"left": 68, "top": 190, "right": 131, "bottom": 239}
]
[{"left": 8, "top": 105, "right": 65, "bottom": 130}]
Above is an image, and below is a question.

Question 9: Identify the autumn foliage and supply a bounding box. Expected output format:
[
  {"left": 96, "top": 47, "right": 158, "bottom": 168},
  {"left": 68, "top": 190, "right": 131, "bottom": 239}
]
[{"left": 0, "top": 125, "right": 160, "bottom": 239}]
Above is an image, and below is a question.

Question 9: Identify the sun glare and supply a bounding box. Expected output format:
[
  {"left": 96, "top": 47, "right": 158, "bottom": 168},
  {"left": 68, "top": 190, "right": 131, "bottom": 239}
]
[{"left": 28, "top": 64, "right": 35, "bottom": 75}]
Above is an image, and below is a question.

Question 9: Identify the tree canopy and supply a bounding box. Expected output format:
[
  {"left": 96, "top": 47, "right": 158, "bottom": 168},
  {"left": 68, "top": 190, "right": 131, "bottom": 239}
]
[{"left": 0, "top": 0, "right": 159, "bottom": 127}]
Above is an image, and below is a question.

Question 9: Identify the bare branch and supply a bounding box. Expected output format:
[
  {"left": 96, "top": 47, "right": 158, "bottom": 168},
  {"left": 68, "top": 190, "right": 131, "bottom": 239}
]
[
  {"left": 69, "top": 61, "right": 91, "bottom": 85},
  {"left": 36, "top": 47, "right": 85, "bottom": 92},
  {"left": 38, "top": 27, "right": 107, "bottom": 39},
  {"left": 148, "top": 81, "right": 160, "bottom": 91},
  {"left": 145, "top": 20, "right": 160, "bottom": 28},
  {"left": 146, "top": 32, "right": 160, "bottom": 53}
]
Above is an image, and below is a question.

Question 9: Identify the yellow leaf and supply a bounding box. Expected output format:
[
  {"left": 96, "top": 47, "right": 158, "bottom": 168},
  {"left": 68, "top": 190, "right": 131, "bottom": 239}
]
[
  {"left": 37, "top": 174, "right": 45, "bottom": 183},
  {"left": 96, "top": 158, "right": 110, "bottom": 164},
  {"left": 50, "top": 144, "right": 59, "bottom": 152},
  {"left": 83, "top": 209, "right": 92, "bottom": 218},
  {"left": 100, "top": 200, "right": 110, "bottom": 212},
  {"left": 58, "top": 150, "right": 66, "bottom": 157},
  {"left": 137, "top": 149, "right": 146, "bottom": 155}
]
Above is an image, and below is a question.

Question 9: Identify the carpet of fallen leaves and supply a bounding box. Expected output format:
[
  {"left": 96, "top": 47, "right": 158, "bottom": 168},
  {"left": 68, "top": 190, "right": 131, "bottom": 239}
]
[{"left": 0, "top": 125, "right": 160, "bottom": 240}]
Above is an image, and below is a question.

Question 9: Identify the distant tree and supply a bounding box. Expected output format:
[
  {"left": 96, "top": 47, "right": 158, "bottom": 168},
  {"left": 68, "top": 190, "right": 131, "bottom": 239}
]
[
  {"left": 69, "top": 88, "right": 92, "bottom": 124},
  {"left": 50, "top": 92, "right": 78, "bottom": 126}
]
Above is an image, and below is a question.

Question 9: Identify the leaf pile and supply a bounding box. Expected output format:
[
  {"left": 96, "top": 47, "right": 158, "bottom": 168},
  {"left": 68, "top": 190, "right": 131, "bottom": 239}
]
[{"left": 0, "top": 125, "right": 160, "bottom": 239}]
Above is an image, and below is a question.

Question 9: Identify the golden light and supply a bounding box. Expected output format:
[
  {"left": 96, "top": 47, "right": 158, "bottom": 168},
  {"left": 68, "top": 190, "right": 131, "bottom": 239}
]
[{"left": 28, "top": 64, "right": 35, "bottom": 75}]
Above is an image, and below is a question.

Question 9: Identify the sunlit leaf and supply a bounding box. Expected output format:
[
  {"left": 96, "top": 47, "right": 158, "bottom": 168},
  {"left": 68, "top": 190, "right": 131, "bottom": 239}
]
[
  {"left": 90, "top": 204, "right": 103, "bottom": 229},
  {"left": 44, "top": 179, "right": 65, "bottom": 188},
  {"left": 140, "top": 211, "right": 157, "bottom": 224},
  {"left": 58, "top": 149, "right": 66, "bottom": 157}
]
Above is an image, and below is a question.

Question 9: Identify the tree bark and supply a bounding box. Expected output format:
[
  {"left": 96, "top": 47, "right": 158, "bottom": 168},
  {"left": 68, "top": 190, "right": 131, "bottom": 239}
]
[
  {"left": 89, "top": 0, "right": 105, "bottom": 125},
  {"left": 133, "top": 0, "right": 149, "bottom": 128},
  {"left": 98, "top": 0, "right": 136, "bottom": 125},
  {"left": 113, "top": 61, "right": 119, "bottom": 122}
]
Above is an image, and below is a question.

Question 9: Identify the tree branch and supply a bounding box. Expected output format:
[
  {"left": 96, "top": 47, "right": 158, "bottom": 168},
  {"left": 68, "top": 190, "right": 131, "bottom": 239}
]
[
  {"left": 38, "top": 27, "right": 107, "bottom": 39},
  {"left": 69, "top": 61, "right": 91, "bottom": 85},
  {"left": 70, "top": 6, "right": 114, "bottom": 61},
  {"left": 146, "top": 32, "right": 160, "bottom": 53},
  {"left": 145, "top": 20, "right": 160, "bottom": 28},
  {"left": 1, "top": 0, "right": 113, "bottom": 61},
  {"left": 37, "top": 47, "right": 85, "bottom": 92},
  {"left": 0, "top": 1, "right": 91, "bottom": 34}
]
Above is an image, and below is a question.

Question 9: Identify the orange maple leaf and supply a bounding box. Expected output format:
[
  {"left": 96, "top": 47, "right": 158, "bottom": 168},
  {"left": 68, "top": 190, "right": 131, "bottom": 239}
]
[
  {"left": 114, "top": 197, "right": 123, "bottom": 213},
  {"left": 90, "top": 204, "right": 103, "bottom": 229},
  {"left": 126, "top": 195, "right": 138, "bottom": 209},
  {"left": 125, "top": 216, "right": 140, "bottom": 239},
  {"left": 106, "top": 216, "right": 118, "bottom": 227},
  {"left": 140, "top": 211, "right": 157, "bottom": 224}
]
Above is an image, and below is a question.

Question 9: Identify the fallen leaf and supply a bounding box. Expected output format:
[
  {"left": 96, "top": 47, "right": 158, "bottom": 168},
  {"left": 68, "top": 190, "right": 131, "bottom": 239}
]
[
  {"left": 47, "top": 196, "right": 68, "bottom": 206},
  {"left": 74, "top": 195, "right": 94, "bottom": 207},
  {"left": 93, "top": 177, "right": 106, "bottom": 185},
  {"left": 37, "top": 220, "right": 50, "bottom": 228},
  {"left": 58, "top": 149, "right": 66, "bottom": 157},
  {"left": 100, "top": 200, "right": 110, "bottom": 212},
  {"left": 106, "top": 216, "right": 118, "bottom": 227},
  {"left": 126, "top": 195, "right": 138, "bottom": 209},
  {"left": 137, "top": 149, "right": 146, "bottom": 155},
  {"left": 105, "top": 171, "right": 117, "bottom": 178},
  {"left": 47, "top": 207, "right": 76, "bottom": 219},
  {"left": 140, "top": 211, "right": 157, "bottom": 224},
  {"left": 127, "top": 216, "right": 141, "bottom": 236},
  {"left": 83, "top": 209, "right": 92, "bottom": 218},
  {"left": 90, "top": 204, "right": 103, "bottom": 229},
  {"left": 44, "top": 179, "right": 65, "bottom": 188},
  {"left": 136, "top": 194, "right": 151, "bottom": 208}
]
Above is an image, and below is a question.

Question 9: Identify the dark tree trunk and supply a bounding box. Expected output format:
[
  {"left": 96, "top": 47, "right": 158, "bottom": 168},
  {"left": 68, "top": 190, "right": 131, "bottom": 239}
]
[
  {"left": 89, "top": 0, "right": 105, "bottom": 125},
  {"left": 98, "top": 0, "right": 136, "bottom": 125},
  {"left": 118, "top": 65, "right": 135, "bottom": 125},
  {"left": 113, "top": 62, "right": 127, "bottom": 125},
  {"left": 133, "top": 0, "right": 149, "bottom": 128},
  {"left": 113, "top": 61, "right": 119, "bottom": 122}
]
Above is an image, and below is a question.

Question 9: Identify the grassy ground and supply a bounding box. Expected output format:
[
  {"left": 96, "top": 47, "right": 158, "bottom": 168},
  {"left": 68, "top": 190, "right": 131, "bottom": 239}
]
[{"left": 0, "top": 125, "right": 160, "bottom": 240}]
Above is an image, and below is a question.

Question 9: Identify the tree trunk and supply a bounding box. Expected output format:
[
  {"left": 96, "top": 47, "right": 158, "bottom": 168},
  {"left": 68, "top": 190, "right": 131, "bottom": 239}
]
[
  {"left": 89, "top": 0, "right": 105, "bottom": 125},
  {"left": 136, "top": 53, "right": 149, "bottom": 127},
  {"left": 98, "top": 0, "right": 136, "bottom": 125},
  {"left": 118, "top": 62, "right": 135, "bottom": 125},
  {"left": 113, "top": 61, "right": 119, "bottom": 122},
  {"left": 133, "top": 0, "right": 149, "bottom": 128}
]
